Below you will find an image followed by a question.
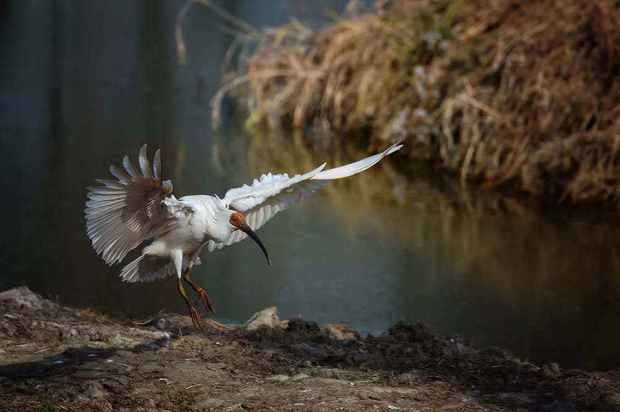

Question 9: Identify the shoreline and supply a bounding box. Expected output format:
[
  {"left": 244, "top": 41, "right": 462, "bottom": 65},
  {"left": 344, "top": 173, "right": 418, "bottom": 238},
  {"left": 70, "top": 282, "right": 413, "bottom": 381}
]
[{"left": 2, "top": 287, "right": 620, "bottom": 411}]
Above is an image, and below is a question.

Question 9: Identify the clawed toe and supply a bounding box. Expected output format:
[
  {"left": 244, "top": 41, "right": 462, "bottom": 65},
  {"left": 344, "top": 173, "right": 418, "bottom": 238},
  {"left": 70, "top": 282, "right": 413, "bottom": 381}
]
[{"left": 188, "top": 305, "right": 204, "bottom": 331}]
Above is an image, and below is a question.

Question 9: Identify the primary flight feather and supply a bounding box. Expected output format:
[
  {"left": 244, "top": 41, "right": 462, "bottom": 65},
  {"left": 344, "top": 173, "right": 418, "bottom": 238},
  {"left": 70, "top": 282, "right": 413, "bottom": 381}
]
[{"left": 85, "top": 142, "right": 403, "bottom": 328}]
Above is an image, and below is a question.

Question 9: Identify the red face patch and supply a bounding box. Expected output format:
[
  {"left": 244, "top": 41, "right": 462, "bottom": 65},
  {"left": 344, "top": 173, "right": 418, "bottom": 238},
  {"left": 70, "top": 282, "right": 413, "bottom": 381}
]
[{"left": 229, "top": 211, "right": 245, "bottom": 228}]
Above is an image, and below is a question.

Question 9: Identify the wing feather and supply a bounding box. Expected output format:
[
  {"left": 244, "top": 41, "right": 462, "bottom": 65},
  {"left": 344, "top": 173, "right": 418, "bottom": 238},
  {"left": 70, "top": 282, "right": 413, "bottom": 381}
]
[
  {"left": 312, "top": 143, "right": 403, "bottom": 180},
  {"left": 211, "top": 142, "right": 403, "bottom": 251},
  {"left": 139, "top": 145, "right": 152, "bottom": 178},
  {"left": 153, "top": 149, "right": 161, "bottom": 179},
  {"left": 109, "top": 165, "right": 131, "bottom": 184},
  {"left": 122, "top": 155, "right": 139, "bottom": 178},
  {"left": 85, "top": 145, "right": 174, "bottom": 265}
]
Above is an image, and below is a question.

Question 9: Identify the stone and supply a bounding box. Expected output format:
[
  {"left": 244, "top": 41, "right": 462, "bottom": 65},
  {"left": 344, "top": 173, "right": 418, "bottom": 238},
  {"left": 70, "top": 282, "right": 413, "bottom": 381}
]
[
  {"left": 108, "top": 333, "right": 139, "bottom": 348},
  {"left": 322, "top": 324, "right": 359, "bottom": 341},
  {"left": 266, "top": 374, "right": 290, "bottom": 383},
  {"left": 244, "top": 307, "right": 286, "bottom": 330},
  {"left": 441, "top": 405, "right": 463, "bottom": 411},
  {"left": 0, "top": 287, "right": 56, "bottom": 310},
  {"left": 541, "top": 363, "right": 561, "bottom": 379},
  {"left": 291, "top": 373, "right": 310, "bottom": 381}
]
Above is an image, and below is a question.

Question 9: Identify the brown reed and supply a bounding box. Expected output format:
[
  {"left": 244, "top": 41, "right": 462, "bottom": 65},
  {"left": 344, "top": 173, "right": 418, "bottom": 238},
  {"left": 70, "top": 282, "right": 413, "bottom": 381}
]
[{"left": 214, "top": 0, "right": 620, "bottom": 208}]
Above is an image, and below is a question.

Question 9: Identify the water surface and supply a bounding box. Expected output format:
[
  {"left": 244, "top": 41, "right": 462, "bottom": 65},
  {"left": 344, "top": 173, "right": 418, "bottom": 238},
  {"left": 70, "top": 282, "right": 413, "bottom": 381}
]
[{"left": 2, "top": 0, "right": 620, "bottom": 371}]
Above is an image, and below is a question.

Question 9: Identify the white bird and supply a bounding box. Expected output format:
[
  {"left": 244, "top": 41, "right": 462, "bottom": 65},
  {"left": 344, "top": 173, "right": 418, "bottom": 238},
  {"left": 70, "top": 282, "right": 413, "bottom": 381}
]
[{"left": 85, "top": 142, "right": 403, "bottom": 328}]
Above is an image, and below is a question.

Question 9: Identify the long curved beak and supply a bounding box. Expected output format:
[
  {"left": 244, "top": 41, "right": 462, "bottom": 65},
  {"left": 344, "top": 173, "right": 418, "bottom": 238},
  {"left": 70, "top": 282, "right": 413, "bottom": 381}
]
[{"left": 239, "top": 222, "right": 271, "bottom": 266}]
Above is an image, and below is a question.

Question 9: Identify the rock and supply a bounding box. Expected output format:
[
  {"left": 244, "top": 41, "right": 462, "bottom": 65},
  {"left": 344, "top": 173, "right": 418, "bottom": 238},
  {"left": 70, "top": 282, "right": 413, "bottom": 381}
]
[
  {"left": 322, "top": 324, "right": 359, "bottom": 341},
  {"left": 244, "top": 306, "right": 286, "bottom": 330},
  {"left": 441, "top": 404, "right": 463, "bottom": 411},
  {"left": 154, "top": 317, "right": 172, "bottom": 330},
  {"left": 61, "top": 327, "right": 80, "bottom": 342},
  {"left": 266, "top": 374, "right": 290, "bottom": 383},
  {"left": 108, "top": 333, "right": 140, "bottom": 348},
  {"left": 541, "top": 363, "right": 561, "bottom": 379},
  {"left": 0, "top": 287, "right": 55, "bottom": 310},
  {"left": 85, "top": 381, "right": 107, "bottom": 399},
  {"left": 311, "top": 367, "right": 355, "bottom": 380},
  {"left": 291, "top": 373, "right": 310, "bottom": 381}
]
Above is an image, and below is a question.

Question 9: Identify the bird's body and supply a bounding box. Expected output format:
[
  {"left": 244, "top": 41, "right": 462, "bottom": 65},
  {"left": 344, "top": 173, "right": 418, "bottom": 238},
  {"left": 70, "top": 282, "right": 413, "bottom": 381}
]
[
  {"left": 85, "top": 143, "right": 403, "bottom": 327},
  {"left": 144, "top": 195, "right": 226, "bottom": 259}
]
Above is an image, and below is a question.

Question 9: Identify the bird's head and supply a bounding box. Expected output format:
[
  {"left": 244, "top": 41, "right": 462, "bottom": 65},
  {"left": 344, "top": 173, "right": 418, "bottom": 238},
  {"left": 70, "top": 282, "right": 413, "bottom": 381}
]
[{"left": 227, "top": 210, "right": 271, "bottom": 266}]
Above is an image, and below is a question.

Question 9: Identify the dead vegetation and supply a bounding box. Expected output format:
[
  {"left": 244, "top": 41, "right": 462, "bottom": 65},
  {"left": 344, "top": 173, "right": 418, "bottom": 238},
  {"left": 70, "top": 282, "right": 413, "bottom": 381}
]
[{"left": 213, "top": 0, "right": 620, "bottom": 208}]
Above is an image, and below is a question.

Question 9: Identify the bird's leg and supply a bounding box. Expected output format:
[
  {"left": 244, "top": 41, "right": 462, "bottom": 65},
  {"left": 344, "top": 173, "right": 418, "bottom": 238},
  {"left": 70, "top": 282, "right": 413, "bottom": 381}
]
[
  {"left": 182, "top": 269, "right": 216, "bottom": 314},
  {"left": 176, "top": 277, "right": 203, "bottom": 330}
]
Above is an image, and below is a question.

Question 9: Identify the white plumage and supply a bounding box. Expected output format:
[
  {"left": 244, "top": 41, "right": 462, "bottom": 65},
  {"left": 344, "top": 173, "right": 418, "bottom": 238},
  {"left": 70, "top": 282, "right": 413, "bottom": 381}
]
[{"left": 85, "top": 142, "right": 403, "bottom": 327}]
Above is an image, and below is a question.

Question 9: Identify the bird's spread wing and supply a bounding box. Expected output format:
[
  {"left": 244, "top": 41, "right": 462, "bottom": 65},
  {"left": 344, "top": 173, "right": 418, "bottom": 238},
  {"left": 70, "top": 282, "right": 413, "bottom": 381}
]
[
  {"left": 208, "top": 142, "right": 403, "bottom": 252},
  {"left": 85, "top": 145, "right": 177, "bottom": 265}
]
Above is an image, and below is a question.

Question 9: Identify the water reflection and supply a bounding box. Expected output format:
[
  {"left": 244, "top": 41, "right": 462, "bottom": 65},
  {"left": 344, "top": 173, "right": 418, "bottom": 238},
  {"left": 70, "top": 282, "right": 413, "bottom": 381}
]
[
  {"left": 2, "top": 0, "right": 620, "bottom": 371},
  {"left": 239, "top": 130, "right": 620, "bottom": 370}
]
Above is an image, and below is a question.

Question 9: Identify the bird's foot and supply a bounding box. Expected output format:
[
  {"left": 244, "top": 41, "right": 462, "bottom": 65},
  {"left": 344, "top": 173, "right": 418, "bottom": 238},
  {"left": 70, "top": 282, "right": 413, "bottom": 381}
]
[
  {"left": 196, "top": 287, "right": 216, "bottom": 315},
  {"left": 188, "top": 305, "right": 204, "bottom": 331}
]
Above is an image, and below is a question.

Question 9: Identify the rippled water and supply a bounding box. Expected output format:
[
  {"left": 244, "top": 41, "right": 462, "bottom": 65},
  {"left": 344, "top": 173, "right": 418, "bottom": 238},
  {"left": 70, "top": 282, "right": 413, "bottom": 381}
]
[{"left": 2, "top": 1, "right": 620, "bottom": 370}]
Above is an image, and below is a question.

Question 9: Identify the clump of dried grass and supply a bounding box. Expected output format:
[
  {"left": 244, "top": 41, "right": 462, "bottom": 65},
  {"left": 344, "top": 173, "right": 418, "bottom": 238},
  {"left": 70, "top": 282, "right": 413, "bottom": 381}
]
[{"left": 215, "top": 0, "right": 620, "bottom": 208}]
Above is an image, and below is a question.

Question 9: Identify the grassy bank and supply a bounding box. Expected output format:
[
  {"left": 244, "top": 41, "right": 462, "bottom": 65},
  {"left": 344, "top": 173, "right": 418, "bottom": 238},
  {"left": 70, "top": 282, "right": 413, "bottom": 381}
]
[{"left": 217, "top": 0, "right": 620, "bottom": 208}]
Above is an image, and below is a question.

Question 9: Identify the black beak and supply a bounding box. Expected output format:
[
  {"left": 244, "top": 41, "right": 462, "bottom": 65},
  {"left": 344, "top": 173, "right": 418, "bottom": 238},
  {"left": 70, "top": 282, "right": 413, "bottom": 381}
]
[{"left": 239, "top": 222, "right": 271, "bottom": 266}]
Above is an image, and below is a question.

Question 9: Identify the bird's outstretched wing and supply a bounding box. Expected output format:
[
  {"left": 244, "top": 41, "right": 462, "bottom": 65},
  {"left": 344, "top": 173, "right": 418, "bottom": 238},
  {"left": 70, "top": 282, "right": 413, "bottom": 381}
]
[
  {"left": 85, "top": 145, "right": 175, "bottom": 265},
  {"left": 208, "top": 142, "right": 403, "bottom": 251}
]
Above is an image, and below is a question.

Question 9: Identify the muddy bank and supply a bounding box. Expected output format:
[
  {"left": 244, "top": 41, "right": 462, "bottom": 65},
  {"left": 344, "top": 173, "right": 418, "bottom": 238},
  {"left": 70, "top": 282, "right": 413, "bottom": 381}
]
[
  {"left": 1, "top": 287, "right": 620, "bottom": 411},
  {"left": 216, "top": 0, "right": 620, "bottom": 210}
]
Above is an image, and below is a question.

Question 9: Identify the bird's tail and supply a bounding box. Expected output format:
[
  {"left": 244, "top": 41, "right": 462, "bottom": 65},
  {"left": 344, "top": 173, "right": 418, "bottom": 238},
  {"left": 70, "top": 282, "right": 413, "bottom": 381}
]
[{"left": 120, "top": 254, "right": 176, "bottom": 283}]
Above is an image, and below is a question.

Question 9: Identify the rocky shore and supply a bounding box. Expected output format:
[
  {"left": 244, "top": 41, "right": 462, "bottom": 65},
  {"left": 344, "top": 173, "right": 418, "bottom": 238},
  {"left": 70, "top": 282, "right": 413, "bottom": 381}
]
[{"left": 1, "top": 287, "right": 620, "bottom": 411}]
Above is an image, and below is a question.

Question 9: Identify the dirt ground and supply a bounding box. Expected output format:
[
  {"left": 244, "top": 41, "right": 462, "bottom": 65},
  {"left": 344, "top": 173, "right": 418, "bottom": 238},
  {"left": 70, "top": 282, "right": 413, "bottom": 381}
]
[{"left": 1, "top": 287, "right": 620, "bottom": 411}]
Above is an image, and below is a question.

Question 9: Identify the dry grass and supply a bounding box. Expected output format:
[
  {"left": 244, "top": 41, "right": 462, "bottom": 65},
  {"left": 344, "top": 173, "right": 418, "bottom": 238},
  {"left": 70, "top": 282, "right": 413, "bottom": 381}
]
[{"left": 213, "top": 0, "right": 620, "bottom": 208}]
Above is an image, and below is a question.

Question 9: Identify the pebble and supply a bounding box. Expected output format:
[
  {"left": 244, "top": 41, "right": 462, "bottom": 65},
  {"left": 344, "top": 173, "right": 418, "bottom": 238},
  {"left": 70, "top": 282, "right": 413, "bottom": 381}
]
[
  {"left": 541, "top": 363, "right": 562, "bottom": 379},
  {"left": 291, "top": 373, "right": 310, "bottom": 381},
  {"left": 266, "top": 374, "right": 290, "bottom": 383},
  {"left": 244, "top": 307, "right": 286, "bottom": 330},
  {"left": 322, "top": 324, "right": 358, "bottom": 341}
]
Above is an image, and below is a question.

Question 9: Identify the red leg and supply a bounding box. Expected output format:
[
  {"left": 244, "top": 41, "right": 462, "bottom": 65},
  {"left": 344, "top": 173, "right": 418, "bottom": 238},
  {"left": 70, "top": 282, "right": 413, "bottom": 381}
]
[
  {"left": 176, "top": 277, "right": 203, "bottom": 330},
  {"left": 183, "top": 270, "right": 216, "bottom": 314}
]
